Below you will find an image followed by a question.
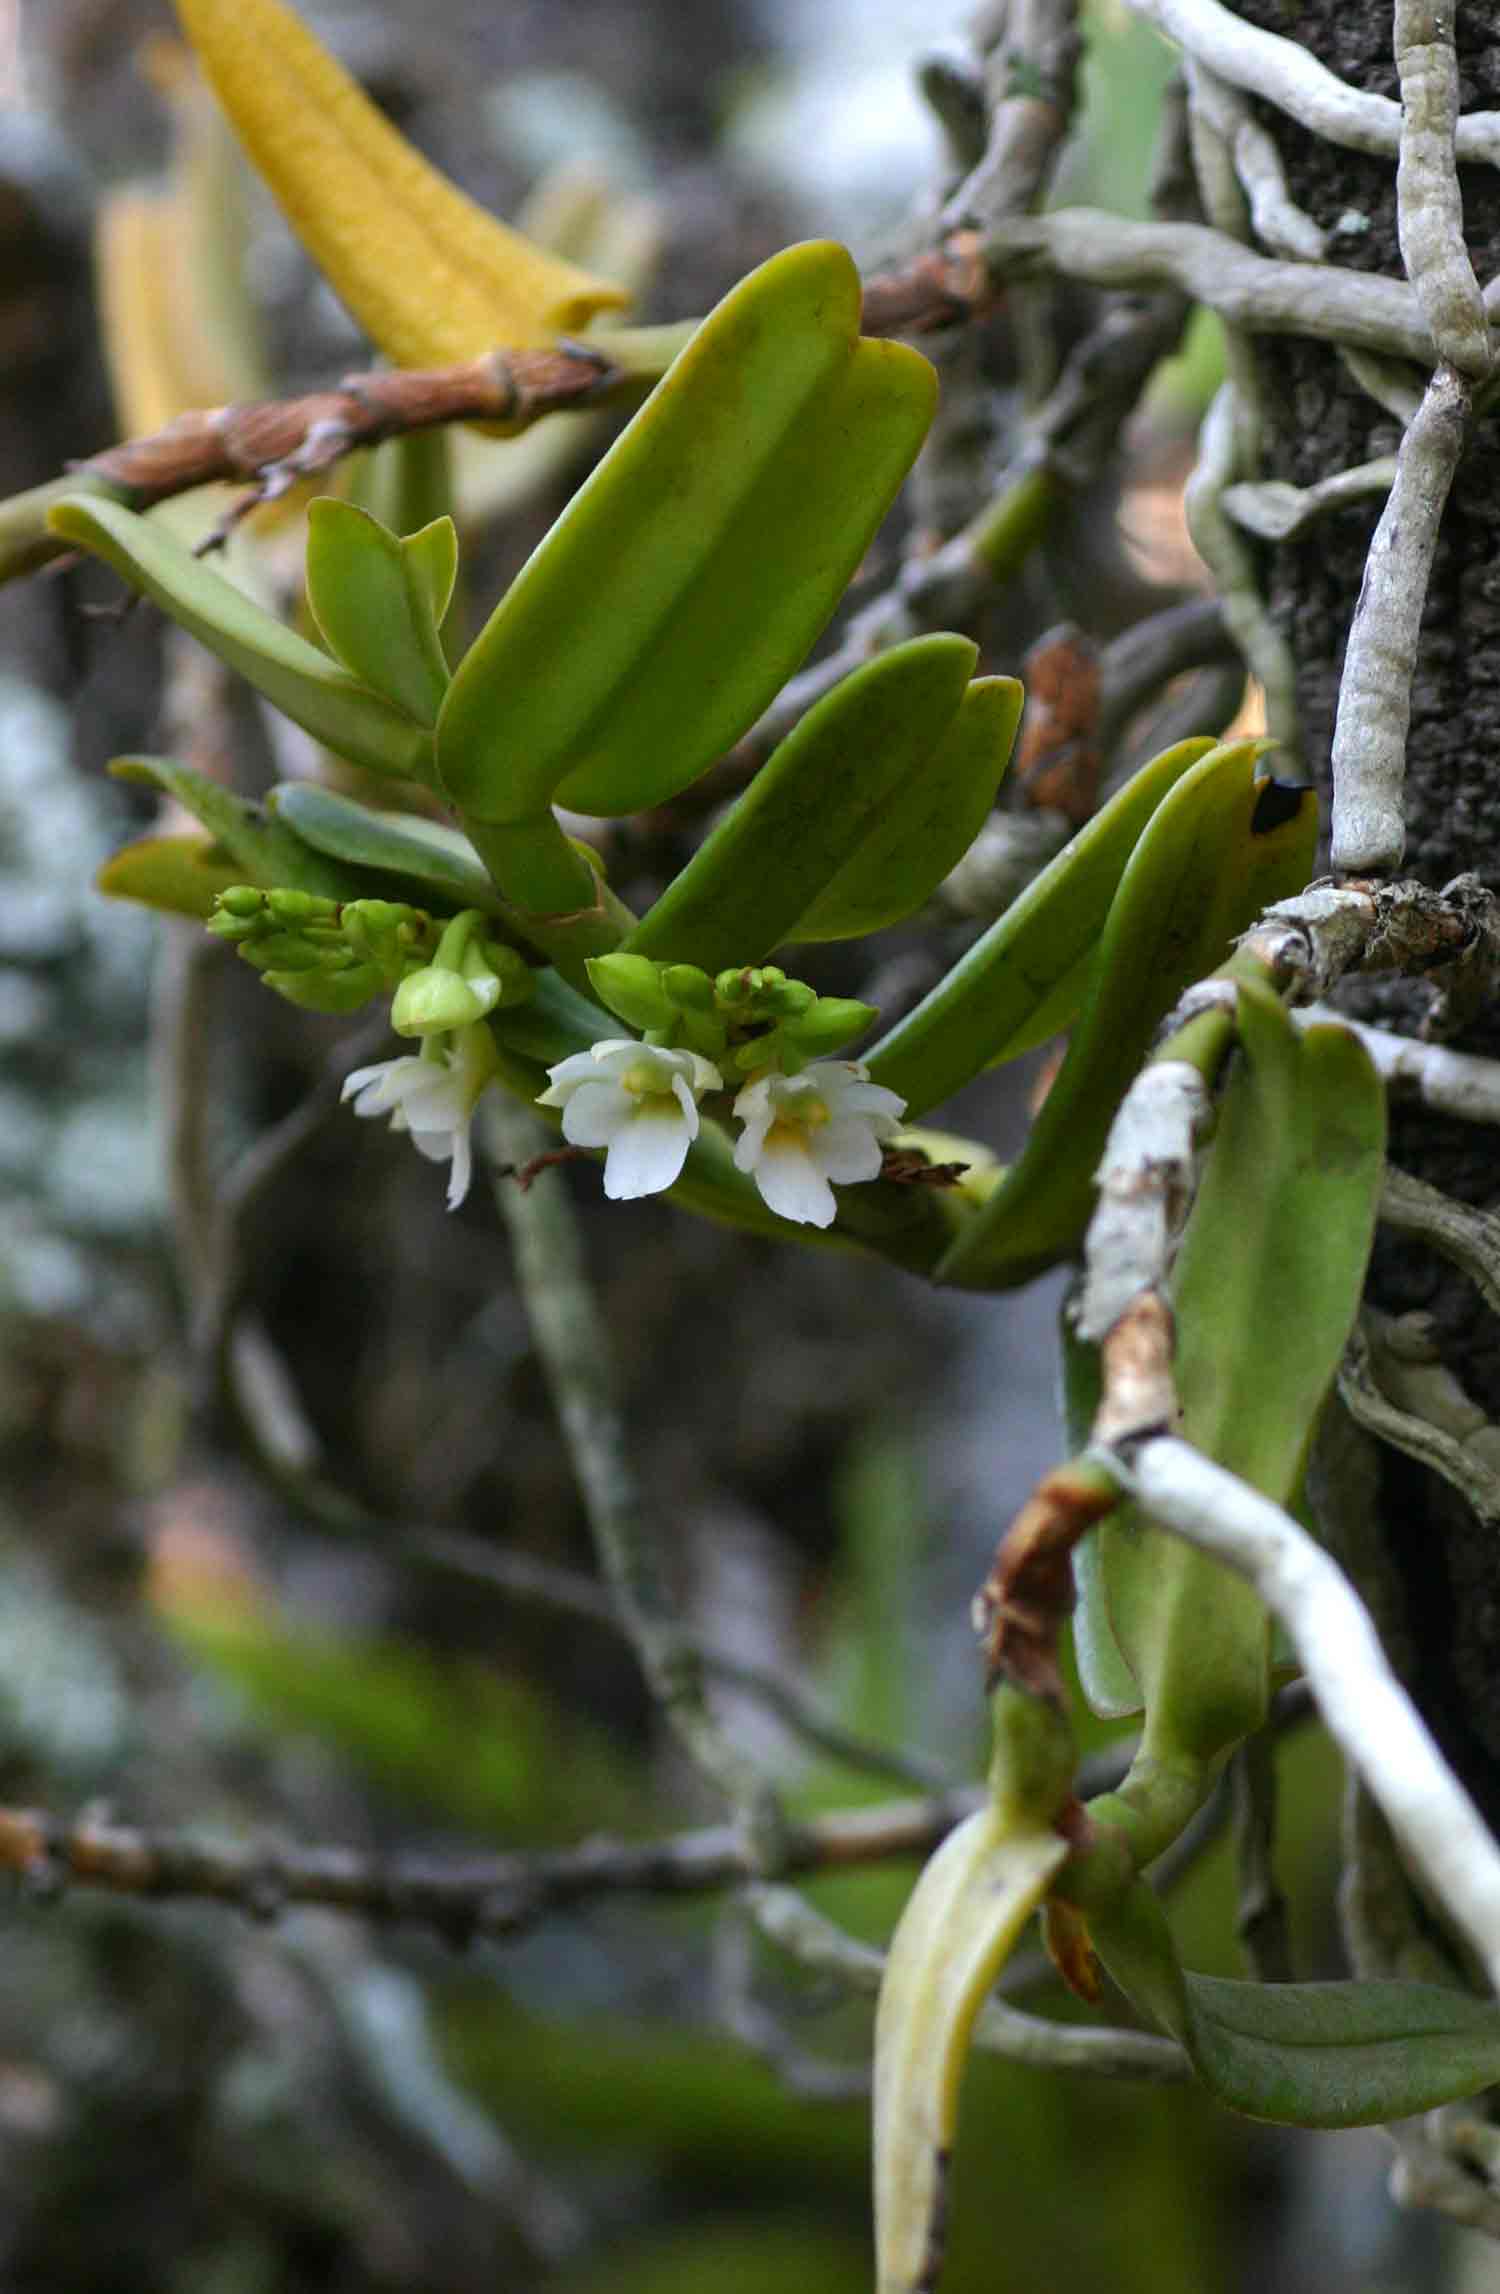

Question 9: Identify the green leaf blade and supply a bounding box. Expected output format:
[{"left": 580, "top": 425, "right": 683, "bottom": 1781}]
[
  {"left": 623, "top": 634, "right": 977, "bottom": 972},
  {"left": 936, "top": 743, "right": 1317, "bottom": 1290},
  {"left": 48, "top": 494, "right": 434, "bottom": 783},
  {"left": 304, "top": 499, "right": 453, "bottom": 725},
  {"left": 434, "top": 241, "right": 937, "bottom": 826},
  {"left": 790, "top": 673, "right": 1023, "bottom": 942},
  {"left": 865, "top": 735, "right": 1219, "bottom": 1116}
]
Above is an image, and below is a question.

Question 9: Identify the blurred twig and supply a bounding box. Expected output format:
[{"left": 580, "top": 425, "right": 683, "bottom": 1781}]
[{"left": 486, "top": 1099, "right": 781, "bottom": 1849}]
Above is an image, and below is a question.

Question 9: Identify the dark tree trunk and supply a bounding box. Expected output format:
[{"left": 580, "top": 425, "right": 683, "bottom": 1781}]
[{"left": 1235, "top": 1, "right": 1500, "bottom": 1821}]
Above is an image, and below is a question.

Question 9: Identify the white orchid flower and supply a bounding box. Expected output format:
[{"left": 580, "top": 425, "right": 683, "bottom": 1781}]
[
  {"left": 342, "top": 1022, "right": 499, "bottom": 1211},
  {"left": 538, "top": 1038, "right": 723, "bottom": 1200},
  {"left": 732, "top": 1059, "right": 906, "bottom": 1228}
]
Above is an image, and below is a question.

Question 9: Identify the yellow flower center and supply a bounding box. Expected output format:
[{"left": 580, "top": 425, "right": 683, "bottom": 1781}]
[{"left": 768, "top": 1095, "right": 829, "bottom": 1146}]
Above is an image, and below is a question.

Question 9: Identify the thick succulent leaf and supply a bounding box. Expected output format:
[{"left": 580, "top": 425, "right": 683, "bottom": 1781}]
[
  {"left": 269, "top": 781, "right": 503, "bottom": 911},
  {"left": 270, "top": 782, "right": 635, "bottom": 990},
  {"left": 1187, "top": 1973, "right": 1500, "bottom": 2126},
  {"left": 865, "top": 736, "right": 1218, "bottom": 1117},
  {"left": 623, "top": 636, "right": 977, "bottom": 972},
  {"left": 875, "top": 1686, "right": 1074, "bottom": 2294},
  {"left": 172, "top": 0, "right": 625, "bottom": 370},
  {"left": 1091, "top": 1878, "right": 1500, "bottom": 2129},
  {"left": 874, "top": 1808, "right": 1066, "bottom": 2294},
  {"left": 96, "top": 832, "right": 250, "bottom": 920},
  {"left": 1086, "top": 988, "right": 1385, "bottom": 1740},
  {"left": 435, "top": 241, "right": 937, "bottom": 824},
  {"left": 790, "top": 674, "right": 1023, "bottom": 942},
  {"left": 49, "top": 496, "right": 433, "bottom": 783},
  {"left": 304, "top": 500, "right": 453, "bottom": 725},
  {"left": 109, "top": 755, "right": 360, "bottom": 899},
  {"left": 935, "top": 744, "right": 1317, "bottom": 1290},
  {"left": 402, "top": 512, "right": 458, "bottom": 627}
]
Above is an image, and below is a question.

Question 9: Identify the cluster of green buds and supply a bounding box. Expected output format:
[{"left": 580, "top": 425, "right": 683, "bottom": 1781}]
[
  {"left": 584, "top": 952, "right": 876, "bottom": 1076},
  {"left": 209, "top": 889, "right": 534, "bottom": 1021}
]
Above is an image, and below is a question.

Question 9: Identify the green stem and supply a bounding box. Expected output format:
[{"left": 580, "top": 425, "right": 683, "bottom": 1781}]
[
  {"left": 968, "top": 462, "right": 1058, "bottom": 579},
  {"left": 0, "top": 471, "right": 125, "bottom": 583}
]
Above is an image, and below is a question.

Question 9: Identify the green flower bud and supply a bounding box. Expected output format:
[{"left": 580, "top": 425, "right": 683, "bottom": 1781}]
[
  {"left": 342, "top": 900, "right": 430, "bottom": 967},
  {"left": 391, "top": 963, "right": 490, "bottom": 1036},
  {"left": 661, "top": 963, "right": 716, "bottom": 1012},
  {"left": 265, "top": 964, "right": 384, "bottom": 1015},
  {"left": 216, "top": 885, "right": 266, "bottom": 919},
  {"left": 754, "top": 977, "right": 816, "bottom": 1019},
  {"left": 266, "top": 888, "right": 337, "bottom": 926},
  {"left": 784, "top": 996, "right": 878, "bottom": 1057},
  {"left": 586, "top": 952, "right": 675, "bottom": 1032}
]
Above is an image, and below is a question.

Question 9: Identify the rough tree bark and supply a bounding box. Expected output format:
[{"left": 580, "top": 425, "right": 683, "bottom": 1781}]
[{"left": 1235, "top": 0, "right": 1500, "bottom": 1823}]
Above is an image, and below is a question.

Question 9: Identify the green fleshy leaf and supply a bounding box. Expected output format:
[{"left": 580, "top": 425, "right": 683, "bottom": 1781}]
[
  {"left": 936, "top": 744, "right": 1317, "bottom": 1289},
  {"left": 1085, "top": 988, "right": 1384, "bottom": 1740},
  {"left": 270, "top": 780, "right": 507, "bottom": 915},
  {"left": 434, "top": 240, "right": 937, "bottom": 825},
  {"left": 623, "top": 635, "right": 978, "bottom": 973},
  {"left": 304, "top": 499, "right": 453, "bottom": 725},
  {"left": 1091, "top": 1878, "right": 1500, "bottom": 2130},
  {"left": 865, "top": 736, "right": 1218, "bottom": 1117},
  {"left": 270, "top": 781, "right": 635, "bottom": 990},
  {"left": 96, "top": 832, "right": 250, "bottom": 919},
  {"left": 48, "top": 494, "right": 433, "bottom": 782},
  {"left": 109, "top": 754, "right": 361, "bottom": 899},
  {"left": 790, "top": 674, "right": 1023, "bottom": 942}
]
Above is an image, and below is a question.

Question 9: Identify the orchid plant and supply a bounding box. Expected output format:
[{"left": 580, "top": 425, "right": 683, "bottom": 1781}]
[{"left": 18, "top": 0, "right": 1500, "bottom": 2287}]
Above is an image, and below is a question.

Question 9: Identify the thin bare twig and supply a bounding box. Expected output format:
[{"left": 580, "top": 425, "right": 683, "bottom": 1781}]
[
  {"left": 749, "top": 1884, "right": 1190, "bottom": 2082},
  {"left": 0, "top": 1795, "right": 973, "bottom": 1940},
  {"left": 485, "top": 1099, "right": 779, "bottom": 1848},
  {"left": 411, "top": 1527, "right": 957, "bottom": 1794}
]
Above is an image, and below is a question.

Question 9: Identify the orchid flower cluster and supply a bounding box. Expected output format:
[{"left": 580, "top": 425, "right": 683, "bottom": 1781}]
[
  {"left": 292, "top": 921, "right": 908, "bottom": 1228},
  {"left": 537, "top": 953, "right": 908, "bottom": 1228}
]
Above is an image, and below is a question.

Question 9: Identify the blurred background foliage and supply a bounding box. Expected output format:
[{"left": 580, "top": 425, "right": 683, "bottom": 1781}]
[{"left": 0, "top": 0, "right": 1474, "bottom": 2287}]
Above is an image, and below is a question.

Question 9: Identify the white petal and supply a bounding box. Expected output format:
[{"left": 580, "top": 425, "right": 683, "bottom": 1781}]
[
  {"left": 811, "top": 1118, "right": 887, "bottom": 1185},
  {"left": 559, "top": 1080, "right": 632, "bottom": 1148},
  {"left": 343, "top": 1057, "right": 424, "bottom": 1115},
  {"left": 685, "top": 1052, "right": 724, "bottom": 1094},
  {"left": 537, "top": 1051, "right": 603, "bottom": 1102},
  {"left": 751, "top": 1136, "right": 837, "bottom": 1227},
  {"left": 443, "top": 1126, "right": 473, "bottom": 1210},
  {"left": 397, "top": 1075, "right": 469, "bottom": 1132},
  {"left": 602, "top": 1104, "right": 692, "bottom": 1198},
  {"left": 732, "top": 1074, "right": 774, "bottom": 1122},
  {"left": 669, "top": 1072, "right": 703, "bottom": 1133},
  {"left": 835, "top": 1080, "right": 906, "bottom": 1124},
  {"left": 733, "top": 1108, "right": 772, "bottom": 1171},
  {"left": 407, "top": 1124, "right": 456, "bottom": 1165}
]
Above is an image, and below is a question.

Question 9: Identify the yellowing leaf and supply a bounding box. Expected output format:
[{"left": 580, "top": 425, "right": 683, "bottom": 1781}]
[{"left": 173, "top": 0, "right": 628, "bottom": 370}]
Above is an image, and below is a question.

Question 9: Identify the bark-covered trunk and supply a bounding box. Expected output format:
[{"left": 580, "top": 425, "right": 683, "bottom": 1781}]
[{"left": 1235, "top": 0, "right": 1500, "bottom": 1824}]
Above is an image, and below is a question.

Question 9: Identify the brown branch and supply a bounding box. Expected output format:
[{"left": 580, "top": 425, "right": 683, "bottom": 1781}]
[
  {"left": 0, "top": 1742, "right": 1155, "bottom": 1942},
  {"left": 0, "top": 1795, "right": 980, "bottom": 1943},
  {"left": 75, "top": 344, "right": 623, "bottom": 516}
]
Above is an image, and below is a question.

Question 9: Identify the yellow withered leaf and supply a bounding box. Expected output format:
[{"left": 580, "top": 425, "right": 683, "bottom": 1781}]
[{"left": 173, "top": 0, "right": 628, "bottom": 367}]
